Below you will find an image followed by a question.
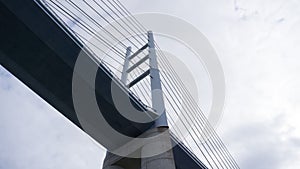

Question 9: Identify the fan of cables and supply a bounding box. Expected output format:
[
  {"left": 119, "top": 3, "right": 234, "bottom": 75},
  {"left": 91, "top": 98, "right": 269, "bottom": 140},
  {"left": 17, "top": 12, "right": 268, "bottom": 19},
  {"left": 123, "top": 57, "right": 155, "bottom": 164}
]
[{"left": 34, "top": 0, "right": 240, "bottom": 168}]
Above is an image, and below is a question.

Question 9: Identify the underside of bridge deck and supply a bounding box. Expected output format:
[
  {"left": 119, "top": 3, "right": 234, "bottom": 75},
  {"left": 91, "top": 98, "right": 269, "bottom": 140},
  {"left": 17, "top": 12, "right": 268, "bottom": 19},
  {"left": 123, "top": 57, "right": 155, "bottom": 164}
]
[{"left": 0, "top": 0, "right": 207, "bottom": 168}]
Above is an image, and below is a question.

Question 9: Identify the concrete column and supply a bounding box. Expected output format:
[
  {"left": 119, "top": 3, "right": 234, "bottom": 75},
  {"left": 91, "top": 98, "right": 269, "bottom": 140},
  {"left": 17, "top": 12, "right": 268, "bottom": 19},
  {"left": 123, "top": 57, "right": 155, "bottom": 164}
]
[
  {"left": 148, "top": 31, "right": 168, "bottom": 127},
  {"left": 141, "top": 127, "right": 176, "bottom": 169},
  {"left": 102, "top": 151, "right": 141, "bottom": 169}
]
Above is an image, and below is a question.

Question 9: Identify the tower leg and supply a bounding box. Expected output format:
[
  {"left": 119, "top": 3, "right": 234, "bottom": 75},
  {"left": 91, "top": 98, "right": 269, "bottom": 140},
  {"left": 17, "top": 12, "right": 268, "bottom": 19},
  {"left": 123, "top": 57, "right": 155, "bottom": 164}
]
[
  {"left": 141, "top": 127, "right": 176, "bottom": 169},
  {"left": 102, "top": 127, "right": 176, "bottom": 169}
]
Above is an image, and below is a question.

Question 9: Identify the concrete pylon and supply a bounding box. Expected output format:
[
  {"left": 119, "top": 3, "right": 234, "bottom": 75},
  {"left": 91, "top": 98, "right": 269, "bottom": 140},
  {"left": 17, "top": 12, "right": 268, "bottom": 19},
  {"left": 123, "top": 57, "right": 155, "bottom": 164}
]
[
  {"left": 102, "top": 127, "right": 176, "bottom": 169},
  {"left": 104, "top": 31, "right": 176, "bottom": 169},
  {"left": 141, "top": 127, "right": 176, "bottom": 169}
]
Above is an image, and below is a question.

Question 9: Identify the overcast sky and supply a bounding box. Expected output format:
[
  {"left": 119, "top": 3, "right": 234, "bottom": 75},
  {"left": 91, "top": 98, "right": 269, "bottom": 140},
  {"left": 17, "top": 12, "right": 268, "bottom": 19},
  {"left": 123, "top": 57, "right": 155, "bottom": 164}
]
[{"left": 1, "top": 0, "right": 300, "bottom": 169}]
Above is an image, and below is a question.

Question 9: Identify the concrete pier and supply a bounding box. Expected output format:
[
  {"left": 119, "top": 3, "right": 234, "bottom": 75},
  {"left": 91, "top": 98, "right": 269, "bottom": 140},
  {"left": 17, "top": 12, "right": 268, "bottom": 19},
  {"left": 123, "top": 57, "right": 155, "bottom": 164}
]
[
  {"left": 141, "top": 127, "right": 176, "bottom": 169},
  {"left": 103, "top": 127, "right": 176, "bottom": 169}
]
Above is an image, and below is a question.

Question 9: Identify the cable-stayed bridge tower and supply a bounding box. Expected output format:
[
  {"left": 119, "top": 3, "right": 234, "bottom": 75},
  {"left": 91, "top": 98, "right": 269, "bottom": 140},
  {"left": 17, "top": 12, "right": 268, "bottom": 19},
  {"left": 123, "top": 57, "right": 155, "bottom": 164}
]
[
  {"left": 0, "top": 0, "right": 240, "bottom": 169},
  {"left": 102, "top": 31, "right": 177, "bottom": 169}
]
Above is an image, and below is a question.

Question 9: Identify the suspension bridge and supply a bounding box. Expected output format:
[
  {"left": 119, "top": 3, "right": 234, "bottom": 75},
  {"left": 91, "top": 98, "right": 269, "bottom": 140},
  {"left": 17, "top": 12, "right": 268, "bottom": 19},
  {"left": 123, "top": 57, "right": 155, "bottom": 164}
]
[{"left": 0, "top": 0, "right": 239, "bottom": 168}]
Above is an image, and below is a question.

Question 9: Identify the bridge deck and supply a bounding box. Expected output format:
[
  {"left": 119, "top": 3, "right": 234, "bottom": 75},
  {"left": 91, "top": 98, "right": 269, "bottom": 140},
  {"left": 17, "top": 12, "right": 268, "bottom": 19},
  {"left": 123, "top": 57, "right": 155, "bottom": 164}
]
[{"left": 0, "top": 0, "right": 207, "bottom": 168}]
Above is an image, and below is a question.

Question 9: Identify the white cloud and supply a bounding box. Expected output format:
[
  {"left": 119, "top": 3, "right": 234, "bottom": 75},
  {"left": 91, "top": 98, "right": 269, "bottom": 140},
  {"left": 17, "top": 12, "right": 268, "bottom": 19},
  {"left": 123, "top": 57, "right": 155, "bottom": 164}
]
[{"left": 124, "top": 0, "right": 300, "bottom": 168}]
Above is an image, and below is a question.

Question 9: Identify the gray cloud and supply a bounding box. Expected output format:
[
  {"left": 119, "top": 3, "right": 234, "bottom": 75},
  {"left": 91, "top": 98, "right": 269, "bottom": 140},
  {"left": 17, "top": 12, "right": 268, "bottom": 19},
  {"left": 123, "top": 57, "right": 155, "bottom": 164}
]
[{"left": 224, "top": 118, "right": 300, "bottom": 169}]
